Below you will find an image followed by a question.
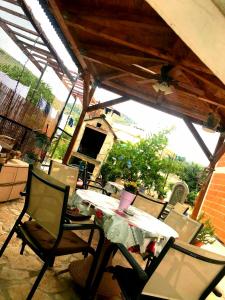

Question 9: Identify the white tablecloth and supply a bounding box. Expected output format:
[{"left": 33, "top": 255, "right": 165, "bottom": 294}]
[{"left": 71, "top": 189, "right": 178, "bottom": 254}]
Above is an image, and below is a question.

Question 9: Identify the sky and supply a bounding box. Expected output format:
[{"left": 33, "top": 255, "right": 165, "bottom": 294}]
[{"left": 0, "top": 0, "right": 220, "bottom": 166}]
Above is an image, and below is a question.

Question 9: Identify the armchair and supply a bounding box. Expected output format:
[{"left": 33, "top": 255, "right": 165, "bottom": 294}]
[
  {"left": 133, "top": 192, "right": 167, "bottom": 219},
  {"left": 90, "top": 238, "right": 225, "bottom": 300},
  {"left": 164, "top": 210, "right": 203, "bottom": 244},
  {"left": 0, "top": 166, "right": 104, "bottom": 300}
]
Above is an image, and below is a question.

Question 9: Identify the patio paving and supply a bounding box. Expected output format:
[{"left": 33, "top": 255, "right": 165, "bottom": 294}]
[{"left": 0, "top": 198, "right": 224, "bottom": 300}]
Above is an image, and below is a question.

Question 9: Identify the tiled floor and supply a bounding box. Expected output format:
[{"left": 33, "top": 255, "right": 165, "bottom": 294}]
[{"left": 0, "top": 199, "right": 224, "bottom": 300}]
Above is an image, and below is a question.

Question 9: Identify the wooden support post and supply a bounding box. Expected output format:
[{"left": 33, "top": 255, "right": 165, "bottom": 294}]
[
  {"left": 87, "top": 96, "right": 129, "bottom": 112},
  {"left": 191, "top": 134, "right": 225, "bottom": 219},
  {"left": 183, "top": 117, "right": 213, "bottom": 161},
  {"left": 63, "top": 75, "right": 96, "bottom": 164}
]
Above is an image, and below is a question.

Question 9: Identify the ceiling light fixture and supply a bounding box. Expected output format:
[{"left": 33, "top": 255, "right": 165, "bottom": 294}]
[{"left": 152, "top": 82, "right": 173, "bottom": 95}]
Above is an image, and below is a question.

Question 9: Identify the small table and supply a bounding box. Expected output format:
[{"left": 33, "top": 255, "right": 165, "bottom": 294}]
[{"left": 69, "top": 189, "right": 178, "bottom": 297}]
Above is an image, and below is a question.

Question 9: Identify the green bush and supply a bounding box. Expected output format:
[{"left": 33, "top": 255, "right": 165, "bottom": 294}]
[{"left": 0, "top": 64, "right": 54, "bottom": 105}]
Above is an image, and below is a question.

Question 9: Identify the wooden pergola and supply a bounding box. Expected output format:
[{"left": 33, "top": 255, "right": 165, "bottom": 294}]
[{"left": 29, "top": 0, "right": 225, "bottom": 217}]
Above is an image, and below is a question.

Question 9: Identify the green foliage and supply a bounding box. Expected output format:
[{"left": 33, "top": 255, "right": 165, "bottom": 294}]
[
  {"left": 51, "top": 133, "right": 70, "bottom": 160},
  {"left": 64, "top": 103, "right": 81, "bottom": 124},
  {"left": 0, "top": 63, "right": 54, "bottom": 105},
  {"left": 176, "top": 161, "right": 204, "bottom": 206},
  {"left": 124, "top": 181, "right": 138, "bottom": 193},
  {"left": 101, "top": 130, "right": 171, "bottom": 194},
  {"left": 196, "top": 212, "right": 216, "bottom": 244}
]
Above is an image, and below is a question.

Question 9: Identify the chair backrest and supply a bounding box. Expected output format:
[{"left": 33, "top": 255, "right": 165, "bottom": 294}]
[
  {"left": 143, "top": 240, "right": 225, "bottom": 300},
  {"left": 86, "top": 180, "right": 106, "bottom": 194},
  {"left": 49, "top": 160, "right": 79, "bottom": 197},
  {"left": 168, "top": 181, "right": 189, "bottom": 206},
  {"left": 173, "top": 202, "right": 189, "bottom": 215},
  {"left": 164, "top": 210, "right": 203, "bottom": 243},
  {"left": 27, "top": 167, "right": 70, "bottom": 239},
  {"left": 133, "top": 193, "right": 167, "bottom": 219}
]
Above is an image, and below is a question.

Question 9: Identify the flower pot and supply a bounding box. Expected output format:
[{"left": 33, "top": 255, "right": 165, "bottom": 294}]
[
  {"left": 193, "top": 240, "right": 204, "bottom": 247},
  {"left": 118, "top": 190, "right": 136, "bottom": 211}
]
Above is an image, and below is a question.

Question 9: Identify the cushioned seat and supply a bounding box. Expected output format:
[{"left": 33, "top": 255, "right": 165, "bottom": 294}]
[{"left": 22, "top": 221, "right": 94, "bottom": 255}]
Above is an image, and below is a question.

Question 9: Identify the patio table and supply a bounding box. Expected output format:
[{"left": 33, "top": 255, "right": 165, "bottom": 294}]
[{"left": 69, "top": 189, "right": 178, "bottom": 297}]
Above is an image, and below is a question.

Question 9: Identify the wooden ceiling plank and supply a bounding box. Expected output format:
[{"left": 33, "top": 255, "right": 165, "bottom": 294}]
[
  {"left": 83, "top": 52, "right": 159, "bottom": 80},
  {"left": 63, "top": 6, "right": 170, "bottom": 29},
  {"left": 87, "top": 96, "right": 129, "bottom": 112},
  {"left": 181, "top": 67, "right": 225, "bottom": 93},
  {"left": 80, "top": 43, "right": 166, "bottom": 63},
  {"left": 66, "top": 19, "right": 173, "bottom": 62},
  {"left": 48, "top": 0, "right": 87, "bottom": 72}
]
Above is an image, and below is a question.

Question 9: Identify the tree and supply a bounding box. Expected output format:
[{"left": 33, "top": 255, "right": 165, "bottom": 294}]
[{"left": 101, "top": 130, "right": 171, "bottom": 195}]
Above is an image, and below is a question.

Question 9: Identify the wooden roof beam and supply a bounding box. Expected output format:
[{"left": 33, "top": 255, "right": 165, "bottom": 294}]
[
  {"left": 62, "top": 6, "right": 169, "bottom": 29},
  {"left": 65, "top": 19, "right": 173, "bottom": 62},
  {"left": 83, "top": 52, "right": 159, "bottom": 81},
  {"left": 47, "top": 0, "right": 87, "bottom": 72},
  {"left": 2, "top": 0, "right": 20, "bottom": 6},
  {"left": 20, "top": 42, "right": 53, "bottom": 57},
  {"left": 87, "top": 96, "right": 129, "bottom": 112},
  {"left": 181, "top": 67, "right": 225, "bottom": 94},
  {"left": 0, "top": 17, "right": 39, "bottom": 36},
  {"left": 183, "top": 117, "right": 213, "bottom": 161},
  {"left": 0, "top": 4, "right": 28, "bottom": 20},
  {"left": 101, "top": 80, "right": 207, "bottom": 125},
  {"left": 13, "top": 31, "right": 44, "bottom": 45},
  {"left": 0, "top": 20, "right": 43, "bottom": 72}
]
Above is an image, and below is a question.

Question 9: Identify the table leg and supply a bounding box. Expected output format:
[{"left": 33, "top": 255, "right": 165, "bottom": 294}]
[{"left": 68, "top": 239, "right": 121, "bottom": 299}]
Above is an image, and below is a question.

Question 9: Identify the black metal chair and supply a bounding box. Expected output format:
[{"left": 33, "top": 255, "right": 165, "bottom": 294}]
[
  {"left": 0, "top": 166, "right": 104, "bottom": 300},
  {"left": 133, "top": 192, "right": 168, "bottom": 219},
  {"left": 90, "top": 237, "right": 225, "bottom": 300}
]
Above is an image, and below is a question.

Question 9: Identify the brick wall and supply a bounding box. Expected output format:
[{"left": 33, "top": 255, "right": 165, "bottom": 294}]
[{"left": 202, "top": 153, "right": 225, "bottom": 243}]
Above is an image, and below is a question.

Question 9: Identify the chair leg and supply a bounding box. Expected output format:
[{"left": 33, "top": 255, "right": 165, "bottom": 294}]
[
  {"left": 48, "top": 256, "right": 55, "bottom": 268},
  {"left": 26, "top": 261, "right": 49, "bottom": 300},
  {"left": 83, "top": 229, "right": 94, "bottom": 258},
  {"left": 20, "top": 241, "right": 26, "bottom": 255},
  {"left": 0, "top": 222, "right": 19, "bottom": 257}
]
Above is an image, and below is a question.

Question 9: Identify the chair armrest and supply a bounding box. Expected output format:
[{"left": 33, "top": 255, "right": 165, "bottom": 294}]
[
  {"left": 20, "top": 191, "right": 27, "bottom": 197},
  {"left": 116, "top": 243, "right": 148, "bottom": 281},
  {"left": 63, "top": 223, "right": 104, "bottom": 237}
]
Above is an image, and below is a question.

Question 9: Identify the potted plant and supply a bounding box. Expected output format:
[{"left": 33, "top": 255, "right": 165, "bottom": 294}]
[
  {"left": 118, "top": 181, "right": 138, "bottom": 211},
  {"left": 124, "top": 181, "right": 138, "bottom": 194},
  {"left": 194, "top": 213, "right": 216, "bottom": 246}
]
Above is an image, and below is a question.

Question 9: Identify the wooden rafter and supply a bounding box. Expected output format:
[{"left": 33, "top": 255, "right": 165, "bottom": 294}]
[
  {"left": 0, "top": 19, "right": 43, "bottom": 72},
  {"left": 48, "top": 0, "right": 87, "bottom": 72},
  {"left": 66, "top": 18, "right": 173, "bottom": 62},
  {"left": 101, "top": 81, "right": 205, "bottom": 125},
  {"left": 0, "top": 4, "right": 28, "bottom": 20},
  {"left": 183, "top": 117, "right": 213, "bottom": 161},
  {"left": 87, "top": 96, "right": 129, "bottom": 112},
  {"left": 83, "top": 52, "right": 159, "bottom": 80}
]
